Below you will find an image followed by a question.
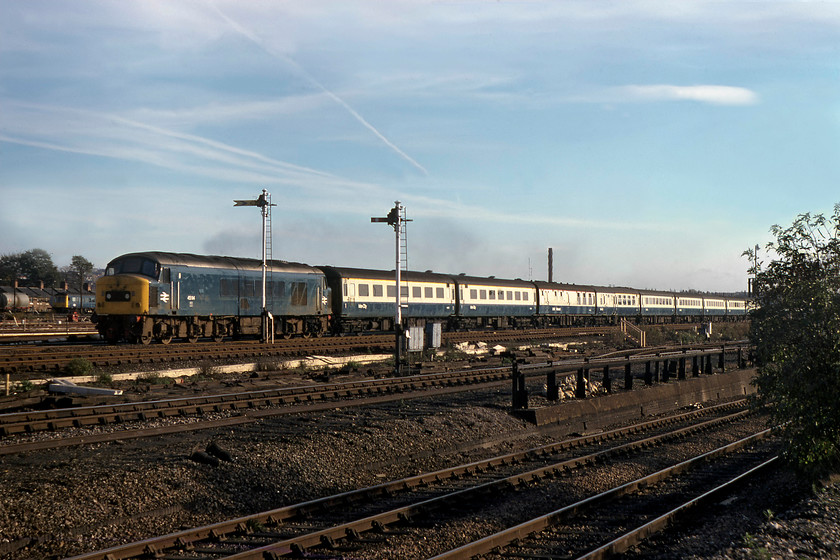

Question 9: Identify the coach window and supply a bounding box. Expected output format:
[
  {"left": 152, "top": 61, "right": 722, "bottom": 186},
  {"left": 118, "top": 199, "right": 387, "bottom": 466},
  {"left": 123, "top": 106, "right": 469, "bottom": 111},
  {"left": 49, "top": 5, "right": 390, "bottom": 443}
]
[
  {"left": 523, "top": 292, "right": 529, "bottom": 301},
  {"left": 373, "top": 285, "right": 383, "bottom": 297},
  {"left": 515, "top": 292, "right": 521, "bottom": 301},
  {"left": 489, "top": 290, "right": 495, "bottom": 300},
  {"left": 413, "top": 286, "right": 422, "bottom": 298},
  {"left": 358, "top": 284, "right": 370, "bottom": 297},
  {"left": 470, "top": 289, "right": 477, "bottom": 299},
  {"left": 436, "top": 287, "right": 445, "bottom": 299},
  {"left": 425, "top": 287, "right": 433, "bottom": 298},
  {"left": 387, "top": 285, "right": 396, "bottom": 298},
  {"left": 480, "top": 290, "right": 487, "bottom": 299}
]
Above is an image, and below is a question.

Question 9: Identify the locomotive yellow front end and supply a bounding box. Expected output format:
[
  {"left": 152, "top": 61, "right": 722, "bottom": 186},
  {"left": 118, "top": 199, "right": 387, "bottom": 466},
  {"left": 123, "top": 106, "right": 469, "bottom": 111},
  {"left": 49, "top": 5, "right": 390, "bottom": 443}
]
[{"left": 94, "top": 274, "right": 152, "bottom": 343}]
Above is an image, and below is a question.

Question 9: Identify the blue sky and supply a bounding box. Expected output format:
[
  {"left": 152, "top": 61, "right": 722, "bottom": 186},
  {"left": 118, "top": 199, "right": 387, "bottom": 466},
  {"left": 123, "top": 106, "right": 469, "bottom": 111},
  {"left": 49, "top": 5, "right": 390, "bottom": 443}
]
[{"left": 1, "top": 1, "right": 839, "bottom": 293}]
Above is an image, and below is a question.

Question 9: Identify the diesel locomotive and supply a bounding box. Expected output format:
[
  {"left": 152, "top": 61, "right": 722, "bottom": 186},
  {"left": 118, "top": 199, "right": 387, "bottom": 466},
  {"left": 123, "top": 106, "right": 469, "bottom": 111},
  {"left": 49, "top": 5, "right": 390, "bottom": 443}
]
[{"left": 94, "top": 251, "right": 748, "bottom": 344}]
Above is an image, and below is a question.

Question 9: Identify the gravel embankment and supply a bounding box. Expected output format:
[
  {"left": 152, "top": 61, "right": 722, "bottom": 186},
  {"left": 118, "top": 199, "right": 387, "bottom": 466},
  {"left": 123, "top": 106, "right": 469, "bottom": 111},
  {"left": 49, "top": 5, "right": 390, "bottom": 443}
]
[{"left": 0, "top": 367, "right": 835, "bottom": 560}]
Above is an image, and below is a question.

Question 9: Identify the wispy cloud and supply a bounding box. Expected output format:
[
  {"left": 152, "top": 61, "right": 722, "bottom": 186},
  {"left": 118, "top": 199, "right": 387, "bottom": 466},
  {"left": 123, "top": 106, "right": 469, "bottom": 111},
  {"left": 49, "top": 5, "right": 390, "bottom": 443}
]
[
  {"left": 615, "top": 84, "right": 759, "bottom": 106},
  {"left": 209, "top": 2, "right": 429, "bottom": 176},
  {"left": 0, "top": 100, "right": 381, "bottom": 196}
]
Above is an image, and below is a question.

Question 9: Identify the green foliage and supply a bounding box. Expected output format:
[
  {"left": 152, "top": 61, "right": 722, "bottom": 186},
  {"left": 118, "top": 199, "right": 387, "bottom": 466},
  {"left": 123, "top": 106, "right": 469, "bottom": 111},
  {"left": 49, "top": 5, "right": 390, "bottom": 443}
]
[
  {"left": 746, "top": 204, "right": 840, "bottom": 477},
  {"left": 14, "top": 379, "right": 35, "bottom": 393},
  {"left": 65, "top": 358, "right": 94, "bottom": 377},
  {"left": 0, "top": 248, "right": 60, "bottom": 285},
  {"left": 96, "top": 371, "right": 113, "bottom": 385},
  {"left": 67, "top": 255, "right": 95, "bottom": 292},
  {"left": 245, "top": 518, "right": 266, "bottom": 533}
]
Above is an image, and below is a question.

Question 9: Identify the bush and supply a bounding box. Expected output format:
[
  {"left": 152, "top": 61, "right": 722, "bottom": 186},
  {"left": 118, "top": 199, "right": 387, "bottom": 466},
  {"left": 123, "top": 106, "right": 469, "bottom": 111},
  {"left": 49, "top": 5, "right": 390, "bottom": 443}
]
[
  {"left": 64, "top": 358, "right": 94, "bottom": 377},
  {"left": 747, "top": 205, "right": 840, "bottom": 477}
]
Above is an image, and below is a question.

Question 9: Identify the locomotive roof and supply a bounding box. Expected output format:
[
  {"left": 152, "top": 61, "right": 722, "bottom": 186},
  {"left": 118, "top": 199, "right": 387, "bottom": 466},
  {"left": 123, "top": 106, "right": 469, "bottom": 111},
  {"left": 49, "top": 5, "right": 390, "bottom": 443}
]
[{"left": 109, "top": 252, "right": 321, "bottom": 274}]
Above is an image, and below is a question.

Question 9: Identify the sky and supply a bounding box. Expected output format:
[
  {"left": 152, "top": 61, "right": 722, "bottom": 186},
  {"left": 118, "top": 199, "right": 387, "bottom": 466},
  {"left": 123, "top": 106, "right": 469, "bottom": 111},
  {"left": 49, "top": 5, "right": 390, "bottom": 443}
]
[{"left": 1, "top": 1, "right": 839, "bottom": 293}]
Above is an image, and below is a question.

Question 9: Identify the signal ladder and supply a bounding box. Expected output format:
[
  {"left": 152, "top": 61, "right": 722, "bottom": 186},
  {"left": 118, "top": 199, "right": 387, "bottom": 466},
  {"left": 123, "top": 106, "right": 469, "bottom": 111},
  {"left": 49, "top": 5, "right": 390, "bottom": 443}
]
[
  {"left": 399, "top": 204, "right": 409, "bottom": 312},
  {"left": 264, "top": 191, "right": 274, "bottom": 314}
]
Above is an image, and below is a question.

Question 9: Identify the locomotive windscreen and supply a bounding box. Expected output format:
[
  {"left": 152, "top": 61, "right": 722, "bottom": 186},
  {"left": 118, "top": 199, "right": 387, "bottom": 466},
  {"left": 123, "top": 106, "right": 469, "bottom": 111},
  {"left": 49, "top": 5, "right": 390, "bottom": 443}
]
[{"left": 106, "top": 257, "right": 160, "bottom": 280}]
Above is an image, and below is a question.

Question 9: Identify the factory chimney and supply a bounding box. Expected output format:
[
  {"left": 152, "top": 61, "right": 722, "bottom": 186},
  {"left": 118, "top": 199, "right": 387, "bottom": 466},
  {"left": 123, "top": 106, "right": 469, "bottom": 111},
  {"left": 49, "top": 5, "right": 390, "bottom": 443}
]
[{"left": 548, "top": 248, "right": 554, "bottom": 283}]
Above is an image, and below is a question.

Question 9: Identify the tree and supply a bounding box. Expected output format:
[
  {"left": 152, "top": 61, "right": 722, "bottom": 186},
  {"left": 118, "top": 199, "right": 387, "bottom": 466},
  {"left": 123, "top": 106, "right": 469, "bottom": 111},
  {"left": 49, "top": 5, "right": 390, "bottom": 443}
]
[
  {"left": 0, "top": 249, "right": 60, "bottom": 286},
  {"left": 746, "top": 204, "right": 840, "bottom": 477},
  {"left": 68, "top": 255, "right": 94, "bottom": 299}
]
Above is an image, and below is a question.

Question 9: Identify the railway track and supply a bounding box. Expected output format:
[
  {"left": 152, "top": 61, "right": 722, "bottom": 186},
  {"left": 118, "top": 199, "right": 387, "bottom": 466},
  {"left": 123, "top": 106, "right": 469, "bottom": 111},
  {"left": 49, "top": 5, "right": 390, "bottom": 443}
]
[
  {"left": 63, "top": 401, "right": 773, "bottom": 560},
  {"left": 0, "top": 367, "right": 515, "bottom": 455},
  {"left": 0, "top": 342, "right": 750, "bottom": 446},
  {"left": 0, "top": 325, "right": 711, "bottom": 374}
]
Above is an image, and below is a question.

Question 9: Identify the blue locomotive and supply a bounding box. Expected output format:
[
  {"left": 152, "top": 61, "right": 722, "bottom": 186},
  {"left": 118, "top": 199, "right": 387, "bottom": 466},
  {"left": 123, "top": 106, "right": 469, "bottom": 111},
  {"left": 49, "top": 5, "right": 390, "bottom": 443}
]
[
  {"left": 95, "top": 252, "right": 329, "bottom": 344},
  {"left": 94, "top": 251, "right": 748, "bottom": 343}
]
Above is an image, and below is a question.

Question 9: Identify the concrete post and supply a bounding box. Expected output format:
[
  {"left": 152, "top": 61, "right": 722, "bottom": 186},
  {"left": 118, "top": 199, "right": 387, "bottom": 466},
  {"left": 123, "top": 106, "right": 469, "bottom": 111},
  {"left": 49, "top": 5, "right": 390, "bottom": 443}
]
[
  {"left": 624, "top": 358, "right": 633, "bottom": 390},
  {"left": 576, "top": 368, "right": 586, "bottom": 399},
  {"left": 547, "top": 369, "right": 559, "bottom": 401},
  {"left": 603, "top": 365, "right": 611, "bottom": 393}
]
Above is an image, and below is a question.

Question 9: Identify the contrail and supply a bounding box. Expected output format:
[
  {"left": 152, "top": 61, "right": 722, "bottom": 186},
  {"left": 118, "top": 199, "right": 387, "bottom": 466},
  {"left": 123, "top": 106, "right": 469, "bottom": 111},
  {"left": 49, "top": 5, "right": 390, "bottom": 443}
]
[{"left": 210, "top": 3, "right": 429, "bottom": 176}]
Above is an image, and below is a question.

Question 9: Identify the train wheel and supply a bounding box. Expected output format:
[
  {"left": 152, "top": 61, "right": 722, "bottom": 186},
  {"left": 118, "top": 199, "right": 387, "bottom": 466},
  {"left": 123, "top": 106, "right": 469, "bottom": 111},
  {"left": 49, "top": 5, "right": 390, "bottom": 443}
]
[
  {"left": 212, "top": 335, "right": 223, "bottom": 343},
  {"left": 158, "top": 334, "right": 173, "bottom": 345},
  {"left": 140, "top": 334, "right": 152, "bottom": 345},
  {"left": 187, "top": 336, "right": 199, "bottom": 344}
]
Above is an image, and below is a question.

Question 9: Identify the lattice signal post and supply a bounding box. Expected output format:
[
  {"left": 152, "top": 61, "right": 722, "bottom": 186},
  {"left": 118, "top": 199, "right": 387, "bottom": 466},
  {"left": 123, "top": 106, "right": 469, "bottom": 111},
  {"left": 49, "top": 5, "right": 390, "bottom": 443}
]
[
  {"left": 234, "top": 189, "right": 276, "bottom": 342},
  {"left": 372, "top": 201, "right": 411, "bottom": 374}
]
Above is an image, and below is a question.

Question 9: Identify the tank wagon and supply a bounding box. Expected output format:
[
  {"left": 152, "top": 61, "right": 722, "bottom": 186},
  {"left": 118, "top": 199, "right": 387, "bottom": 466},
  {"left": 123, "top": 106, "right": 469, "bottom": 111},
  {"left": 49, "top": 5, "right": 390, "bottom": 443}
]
[
  {"left": 0, "top": 291, "right": 30, "bottom": 312},
  {"left": 94, "top": 251, "right": 749, "bottom": 343}
]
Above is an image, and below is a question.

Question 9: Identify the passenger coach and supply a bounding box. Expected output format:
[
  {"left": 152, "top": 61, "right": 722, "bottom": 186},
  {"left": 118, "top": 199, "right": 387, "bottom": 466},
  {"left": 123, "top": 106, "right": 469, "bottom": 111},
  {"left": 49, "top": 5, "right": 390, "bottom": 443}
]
[
  {"left": 320, "top": 267, "right": 455, "bottom": 333},
  {"left": 455, "top": 275, "right": 536, "bottom": 328}
]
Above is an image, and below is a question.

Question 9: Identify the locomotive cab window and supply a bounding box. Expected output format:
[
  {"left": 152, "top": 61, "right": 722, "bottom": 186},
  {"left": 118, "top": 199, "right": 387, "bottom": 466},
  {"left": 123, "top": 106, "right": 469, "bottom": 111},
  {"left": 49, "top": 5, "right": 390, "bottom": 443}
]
[{"left": 108, "top": 257, "right": 160, "bottom": 280}]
